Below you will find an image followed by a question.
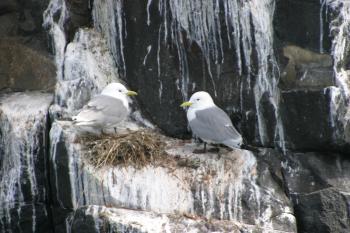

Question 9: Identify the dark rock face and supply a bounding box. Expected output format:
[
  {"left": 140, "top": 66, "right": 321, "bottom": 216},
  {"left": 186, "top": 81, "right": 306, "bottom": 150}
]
[
  {"left": 280, "top": 89, "right": 334, "bottom": 150},
  {"left": 123, "top": 0, "right": 242, "bottom": 138},
  {"left": 0, "top": 0, "right": 50, "bottom": 52},
  {"left": 0, "top": 0, "right": 56, "bottom": 92},
  {"left": 294, "top": 189, "right": 350, "bottom": 233},
  {"left": 120, "top": 0, "right": 350, "bottom": 151},
  {"left": 124, "top": 0, "right": 189, "bottom": 137},
  {"left": 282, "top": 152, "right": 350, "bottom": 233},
  {"left": 274, "top": 0, "right": 332, "bottom": 53},
  {"left": 275, "top": 44, "right": 348, "bottom": 151},
  {"left": 64, "top": 0, "right": 93, "bottom": 42}
]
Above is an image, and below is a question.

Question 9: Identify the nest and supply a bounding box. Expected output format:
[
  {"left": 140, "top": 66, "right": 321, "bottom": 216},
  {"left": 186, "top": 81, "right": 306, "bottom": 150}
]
[{"left": 79, "top": 130, "right": 171, "bottom": 169}]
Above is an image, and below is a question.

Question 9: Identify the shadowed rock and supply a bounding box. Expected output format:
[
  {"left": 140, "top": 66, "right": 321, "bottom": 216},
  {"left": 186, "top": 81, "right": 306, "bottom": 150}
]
[
  {"left": 280, "top": 45, "right": 334, "bottom": 90},
  {"left": 282, "top": 151, "right": 350, "bottom": 233},
  {"left": 0, "top": 39, "right": 56, "bottom": 92},
  {"left": 274, "top": 0, "right": 332, "bottom": 53}
]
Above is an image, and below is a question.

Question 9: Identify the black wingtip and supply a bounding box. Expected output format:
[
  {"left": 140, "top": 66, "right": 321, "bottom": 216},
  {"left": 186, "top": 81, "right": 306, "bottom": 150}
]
[{"left": 240, "top": 144, "right": 261, "bottom": 153}]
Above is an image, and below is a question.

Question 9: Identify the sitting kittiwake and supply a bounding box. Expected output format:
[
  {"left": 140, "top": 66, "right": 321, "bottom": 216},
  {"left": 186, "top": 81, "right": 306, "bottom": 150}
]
[
  {"left": 73, "top": 82, "right": 137, "bottom": 134},
  {"left": 181, "top": 91, "right": 242, "bottom": 153}
]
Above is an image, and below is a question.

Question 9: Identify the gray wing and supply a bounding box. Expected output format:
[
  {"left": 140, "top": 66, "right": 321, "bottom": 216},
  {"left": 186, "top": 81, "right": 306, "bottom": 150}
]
[
  {"left": 189, "top": 106, "right": 242, "bottom": 144},
  {"left": 73, "top": 95, "right": 128, "bottom": 127}
]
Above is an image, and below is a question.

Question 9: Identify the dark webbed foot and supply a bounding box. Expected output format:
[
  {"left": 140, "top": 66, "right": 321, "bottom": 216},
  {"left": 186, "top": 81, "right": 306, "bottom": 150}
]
[
  {"left": 192, "top": 149, "right": 206, "bottom": 154},
  {"left": 177, "top": 158, "right": 201, "bottom": 169},
  {"left": 192, "top": 142, "right": 207, "bottom": 154},
  {"left": 208, "top": 147, "right": 220, "bottom": 153}
]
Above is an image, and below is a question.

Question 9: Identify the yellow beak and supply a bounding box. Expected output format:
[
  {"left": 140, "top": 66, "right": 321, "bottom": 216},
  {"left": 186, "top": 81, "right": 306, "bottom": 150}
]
[
  {"left": 126, "top": 90, "right": 138, "bottom": 96},
  {"left": 180, "top": 101, "right": 192, "bottom": 107}
]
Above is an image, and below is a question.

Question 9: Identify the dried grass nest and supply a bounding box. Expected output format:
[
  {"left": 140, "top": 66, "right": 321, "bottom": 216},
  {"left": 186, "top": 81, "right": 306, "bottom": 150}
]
[{"left": 79, "top": 130, "right": 172, "bottom": 169}]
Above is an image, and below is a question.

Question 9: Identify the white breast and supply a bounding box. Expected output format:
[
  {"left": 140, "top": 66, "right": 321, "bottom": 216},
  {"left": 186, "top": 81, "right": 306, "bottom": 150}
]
[
  {"left": 187, "top": 107, "right": 197, "bottom": 122},
  {"left": 187, "top": 104, "right": 215, "bottom": 122},
  {"left": 103, "top": 93, "right": 129, "bottom": 110},
  {"left": 119, "top": 96, "right": 129, "bottom": 110}
]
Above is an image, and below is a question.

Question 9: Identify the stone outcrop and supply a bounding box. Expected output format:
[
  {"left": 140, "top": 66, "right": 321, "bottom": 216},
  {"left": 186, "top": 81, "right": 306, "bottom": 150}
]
[
  {"left": 279, "top": 45, "right": 334, "bottom": 90},
  {"left": 0, "top": 92, "right": 53, "bottom": 233},
  {"left": 0, "top": 0, "right": 50, "bottom": 52},
  {"left": 274, "top": 0, "right": 332, "bottom": 53},
  {"left": 0, "top": 39, "right": 56, "bottom": 91},
  {"left": 0, "top": 0, "right": 56, "bottom": 92},
  {"left": 282, "top": 151, "right": 350, "bottom": 233},
  {"left": 69, "top": 205, "right": 293, "bottom": 233},
  {"left": 48, "top": 121, "right": 296, "bottom": 233}
]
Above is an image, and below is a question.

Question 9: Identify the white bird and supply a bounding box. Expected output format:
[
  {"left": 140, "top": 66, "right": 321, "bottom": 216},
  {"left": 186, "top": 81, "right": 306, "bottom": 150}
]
[
  {"left": 72, "top": 82, "right": 137, "bottom": 134},
  {"left": 181, "top": 91, "right": 242, "bottom": 153}
]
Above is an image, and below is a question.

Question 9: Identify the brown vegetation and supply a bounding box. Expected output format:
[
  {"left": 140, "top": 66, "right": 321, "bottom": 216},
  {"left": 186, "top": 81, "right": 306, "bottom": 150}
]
[{"left": 79, "top": 130, "right": 171, "bottom": 169}]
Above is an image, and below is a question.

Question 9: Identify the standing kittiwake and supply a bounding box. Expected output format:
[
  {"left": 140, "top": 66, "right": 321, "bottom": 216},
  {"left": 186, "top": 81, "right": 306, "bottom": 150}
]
[
  {"left": 72, "top": 82, "right": 137, "bottom": 134},
  {"left": 181, "top": 91, "right": 242, "bottom": 153}
]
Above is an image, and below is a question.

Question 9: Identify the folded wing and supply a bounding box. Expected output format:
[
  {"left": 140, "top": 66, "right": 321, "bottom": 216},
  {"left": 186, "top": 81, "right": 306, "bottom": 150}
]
[
  {"left": 73, "top": 95, "right": 128, "bottom": 128},
  {"left": 189, "top": 106, "right": 242, "bottom": 148}
]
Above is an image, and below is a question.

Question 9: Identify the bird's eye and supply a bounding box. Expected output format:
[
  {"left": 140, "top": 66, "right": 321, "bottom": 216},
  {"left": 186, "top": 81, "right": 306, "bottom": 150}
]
[
  {"left": 196, "top": 98, "right": 200, "bottom": 101},
  {"left": 119, "top": 90, "right": 122, "bottom": 92}
]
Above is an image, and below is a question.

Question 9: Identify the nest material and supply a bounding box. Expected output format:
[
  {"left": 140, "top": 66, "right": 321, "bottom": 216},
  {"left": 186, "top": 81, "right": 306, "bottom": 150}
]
[{"left": 80, "top": 130, "right": 170, "bottom": 169}]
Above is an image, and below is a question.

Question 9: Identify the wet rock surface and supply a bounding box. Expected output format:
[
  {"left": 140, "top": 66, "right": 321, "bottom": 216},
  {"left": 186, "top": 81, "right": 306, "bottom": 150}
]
[
  {"left": 51, "top": 28, "right": 120, "bottom": 118},
  {"left": 123, "top": 0, "right": 242, "bottom": 138},
  {"left": 0, "top": 92, "right": 53, "bottom": 233},
  {"left": 64, "top": 0, "right": 93, "bottom": 42}
]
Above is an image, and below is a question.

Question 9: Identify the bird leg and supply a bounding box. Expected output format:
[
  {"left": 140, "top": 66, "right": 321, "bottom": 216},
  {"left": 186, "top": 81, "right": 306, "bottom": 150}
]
[
  {"left": 114, "top": 127, "right": 118, "bottom": 134},
  {"left": 100, "top": 128, "right": 108, "bottom": 136},
  {"left": 192, "top": 142, "right": 207, "bottom": 154},
  {"left": 208, "top": 146, "right": 220, "bottom": 153}
]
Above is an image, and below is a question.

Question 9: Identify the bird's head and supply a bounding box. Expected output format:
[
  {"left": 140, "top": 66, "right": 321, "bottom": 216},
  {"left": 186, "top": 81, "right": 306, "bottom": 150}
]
[
  {"left": 180, "top": 91, "right": 215, "bottom": 110},
  {"left": 101, "top": 83, "right": 138, "bottom": 99}
]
